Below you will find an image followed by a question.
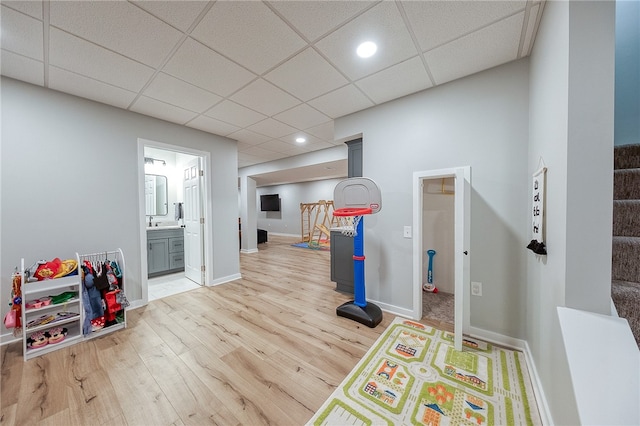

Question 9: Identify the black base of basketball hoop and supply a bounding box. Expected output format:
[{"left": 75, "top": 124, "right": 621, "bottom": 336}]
[{"left": 336, "top": 300, "right": 383, "bottom": 328}]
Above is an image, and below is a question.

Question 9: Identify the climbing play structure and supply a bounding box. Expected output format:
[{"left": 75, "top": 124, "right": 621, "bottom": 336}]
[
  {"left": 300, "top": 200, "right": 338, "bottom": 245},
  {"left": 333, "top": 177, "right": 383, "bottom": 328}
]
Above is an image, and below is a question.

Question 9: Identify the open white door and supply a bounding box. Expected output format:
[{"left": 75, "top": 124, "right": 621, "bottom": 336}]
[
  {"left": 454, "top": 167, "right": 471, "bottom": 351},
  {"left": 413, "top": 167, "right": 471, "bottom": 351},
  {"left": 183, "top": 157, "right": 204, "bottom": 285}
]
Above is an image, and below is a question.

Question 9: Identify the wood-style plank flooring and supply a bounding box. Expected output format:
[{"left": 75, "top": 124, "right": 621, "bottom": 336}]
[{"left": 1, "top": 235, "right": 452, "bottom": 425}]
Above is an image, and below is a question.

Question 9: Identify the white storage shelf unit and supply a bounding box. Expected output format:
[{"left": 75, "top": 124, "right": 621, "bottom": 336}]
[
  {"left": 21, "top": 257, "right": 83, "bottom": 361},
  {"left": 20, "top": 249, "right": 126, "bottom": 361}
]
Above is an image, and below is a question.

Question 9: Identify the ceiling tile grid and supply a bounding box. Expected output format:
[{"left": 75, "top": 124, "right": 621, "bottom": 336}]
[
  {"left": 191, "top": 1, "right": 307, "bottom": 75},
  {"left": 48, "top": 66, "right": 137, "bottom": 109},
  {"left": 0, "top": 0, "right": 546, "bottom": 169},
  {"left": 1, "top": 49, "right": 43, "bottom": 86},
  {"left": 1, "top": 5, "right": 44, "bottom": 60}
]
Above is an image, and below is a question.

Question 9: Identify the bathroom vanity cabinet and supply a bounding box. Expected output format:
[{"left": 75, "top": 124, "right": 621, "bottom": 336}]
[{"left": 147, "top": 227, "right": 184, "bottom": 277}]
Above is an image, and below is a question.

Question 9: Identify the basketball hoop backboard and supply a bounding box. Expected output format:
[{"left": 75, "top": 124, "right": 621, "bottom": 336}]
[{"left": 333, "top": 177, "right": 382, "bottom": 214}]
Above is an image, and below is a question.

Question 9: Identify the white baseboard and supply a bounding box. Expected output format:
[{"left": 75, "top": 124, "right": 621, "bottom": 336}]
[
  {"left": 268, "top": 232, "right": 299, "bottom": 238},
  {"left": 467, "top": 326, "right": 527, "bottom": 351},
  {"left": 0, "top": 332, "right": 20, "bottom": 347},
  {"left": 522, "top": 340, "right": 553, "bottom": 426},
  {"left": 373, "top": 300, "right": 418, "bottom": 320},
  {"left": 208, "top": 273, "right": 242, "bottom": 286},
  {"left": 240, "top": 248, "right": 258, "bottom": 254},
  {"left": 469, "top": 326, "right": 552, "bottom": 425}
]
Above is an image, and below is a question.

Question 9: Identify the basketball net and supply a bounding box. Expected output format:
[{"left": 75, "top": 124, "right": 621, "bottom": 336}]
[{"left": 335, "top": 215, "right": 362, "bottom": 237}]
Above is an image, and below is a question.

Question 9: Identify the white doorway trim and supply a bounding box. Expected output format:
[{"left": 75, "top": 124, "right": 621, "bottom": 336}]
[
  {"left": 413, "top": 167, "right": 471, "bottom": 351},
  {"left": 137, "top": 138, "right": 213, "bottom": 305}
]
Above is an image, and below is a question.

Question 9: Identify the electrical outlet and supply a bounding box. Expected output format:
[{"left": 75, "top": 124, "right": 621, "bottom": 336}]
[
  {"left": 403, "top": 226, "right": 412, "bottom": 238},
  {"left": 471, "top": 281, "right": 482, "bottom": 296}
]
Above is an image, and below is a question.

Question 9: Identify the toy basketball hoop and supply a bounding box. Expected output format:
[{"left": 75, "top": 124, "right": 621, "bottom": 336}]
[
  {"left": 333, "top": 207, "right": 372, "bottom": 237},
  {"left": 332, "top": 177, "right": 383, "bottom": 328}
]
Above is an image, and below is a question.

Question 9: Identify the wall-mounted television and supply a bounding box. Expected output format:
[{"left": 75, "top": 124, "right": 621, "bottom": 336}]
[{"left": 260, "top": 194, "right": 280, "bottom": 211}]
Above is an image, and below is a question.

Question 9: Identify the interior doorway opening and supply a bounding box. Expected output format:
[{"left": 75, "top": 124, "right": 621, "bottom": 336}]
[
  {"left": 413, "top": 167, "right": 470, "bottom": 351},
  {"left": 139, "top": 142, "right": 207, "bottom": 302},
  {"left": 420, "top": 177, "right": 455, "bottom": 325}
]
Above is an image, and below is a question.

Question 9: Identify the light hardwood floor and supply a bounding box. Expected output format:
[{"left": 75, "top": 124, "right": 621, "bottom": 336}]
[{"left": 1, "top": 235, "right": 452, "bottom": 425}]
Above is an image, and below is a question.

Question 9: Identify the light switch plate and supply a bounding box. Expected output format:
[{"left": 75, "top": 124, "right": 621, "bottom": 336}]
[
  {"left": 403, "top": 226, "right": 412, "bottom": 238},
  {"left": 471, "top": 281, "right": 482, "bottom": 296}
]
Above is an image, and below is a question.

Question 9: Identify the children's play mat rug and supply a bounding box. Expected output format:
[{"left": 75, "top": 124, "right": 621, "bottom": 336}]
[
  {"left": 292, "top": 241, "right": 330, "bottom": 251},
  {"left": 308, "top": 317, "right": 541, "bottom": 426}
]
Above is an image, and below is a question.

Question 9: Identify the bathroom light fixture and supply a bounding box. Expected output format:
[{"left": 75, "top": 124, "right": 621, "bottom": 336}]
[
  {"left": 296, "top": 137, "right": 306, "bottom": 143},
  {"left": 357, "top": 41, "right": 377, "bottom": 58},
  {"left": 144, "top": 157, "right": 166, "bottom": 166}
]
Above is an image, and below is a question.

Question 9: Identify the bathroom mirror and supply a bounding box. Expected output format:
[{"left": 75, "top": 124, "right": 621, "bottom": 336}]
[{"left": 145, "top": 174, "right": 168, "bottom": 216}]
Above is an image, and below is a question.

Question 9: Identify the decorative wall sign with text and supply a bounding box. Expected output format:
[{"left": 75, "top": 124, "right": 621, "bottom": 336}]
[{"left": 527, "top": 166, "right": 547, "bottom": 255}]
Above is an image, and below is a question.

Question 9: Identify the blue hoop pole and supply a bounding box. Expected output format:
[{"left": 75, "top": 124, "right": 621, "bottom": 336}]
[{"left": 353, "top": 216, "right": 366, "bottom": 307}]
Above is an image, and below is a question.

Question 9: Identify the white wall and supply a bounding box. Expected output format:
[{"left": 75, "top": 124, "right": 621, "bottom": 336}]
[
  {"left": 527, "top": 1, "right": 615, "bottom": 424},
  {"left": 335, "top": 59, "right": 530, "bottom": 338},
  {"left": 256, "top": 179, "right": 343, "bottom": 237},
  {"left": 0, "top": 78, "right": 240, "bottom": 342}
]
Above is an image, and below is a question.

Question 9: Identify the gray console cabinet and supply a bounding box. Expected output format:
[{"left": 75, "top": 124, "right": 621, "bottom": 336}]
[
  {"left": 147, "top": 228, "right": 184, "bottom": 277},
  {"left": 330, "top": 230, "right": 354, "bottom": 294}
]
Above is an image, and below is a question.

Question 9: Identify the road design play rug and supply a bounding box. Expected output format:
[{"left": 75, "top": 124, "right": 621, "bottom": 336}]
[{"left": 307, "top": 317, "right": 541, "bottom": 426}]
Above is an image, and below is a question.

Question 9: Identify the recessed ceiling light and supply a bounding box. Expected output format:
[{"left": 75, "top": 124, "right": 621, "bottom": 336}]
[
  {"left": 296, "top": 137, "right": 306, "bottom": 143},
  {"left": 357, "top": 41, "right": 377, "bottom": 58}
]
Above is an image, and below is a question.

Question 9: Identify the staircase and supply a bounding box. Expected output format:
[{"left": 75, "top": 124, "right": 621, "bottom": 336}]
[{"left": 612, "top": 144, "right": 640, "bottom": 347}]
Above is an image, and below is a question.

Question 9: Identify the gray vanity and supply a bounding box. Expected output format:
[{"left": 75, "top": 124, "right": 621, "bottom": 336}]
[{"left": 147, "top": 227, "right": 185, "bottom": 277}]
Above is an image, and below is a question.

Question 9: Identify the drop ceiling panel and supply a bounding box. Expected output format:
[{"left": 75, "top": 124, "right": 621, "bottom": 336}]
[
  {"left": 402, "top": 0, "right": 526, "bottom": 52},
  {"left": 264, "top": 48, "right": 348, "bottom": 102},
  {"left": 268, "top": 0, "right": 376, "bottom": 42},
  {"left": 426, "top": 12, "right": 525, "bottom": 85},
  {"left": 130, "top": 96, "right": 198, "bottom": 125},
  {"left": 2, "top": 1, "right": 42, "bottom": 19},
  {"left": 48, "top": 66, "right": 137, "bottom": 109},
  {"left": 49, "top": 28, "right": 155, "bottom": 92},
  {"left": 131, "top": 0, "right": 209, "bottom": 31},
  {"left": 204, "top": 100, "right": 266, "bottom": 128},
  {"left": 163, "top": 38, "right": 256, "bottom": 97},
  {"left": 187, "top": 115, "right": 241, "bottom": 136},
  {"left": 230, "top": 79, "right": 300, "bottom": 117},
  {"left": 239, "top": 145, "right": 287, "bottom": 162},
  {"left": 1, "top": 49, "right": 43, "bottom": 86},
  {"left": 144, "top": 72, "right": 222, "bottom": 113},
  {"left": 247, "top": 118, "right": 297, "bottom": 139},
  {"left": 258, "top": 139, "right": 297, "bottom": 153},
  {"left": 0, "top": 6, "right": 43, "bottom": 60},
  {"left": 315, "top": 2, "right": 418, "bottom": 81},
  {"left": 308, "top": 84, "right": 374, "bottom": 119},
  {"left": 274, "top": 103, "right": 331, "bottom": 130},
  {"left": 305, "top": 121, "right": 335, "bottom": 142},
  {"left": 227, "top": 128, "right": 272, "bottom": 146},
  {"left": 356, "top": 56, "right": 432, "bottom": 104},
  {"left": 191, "top": 1, "right": 306, "bottom": 74},
  {"left": 50, "top": 1, "right": 182, "bottom": 68}
]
